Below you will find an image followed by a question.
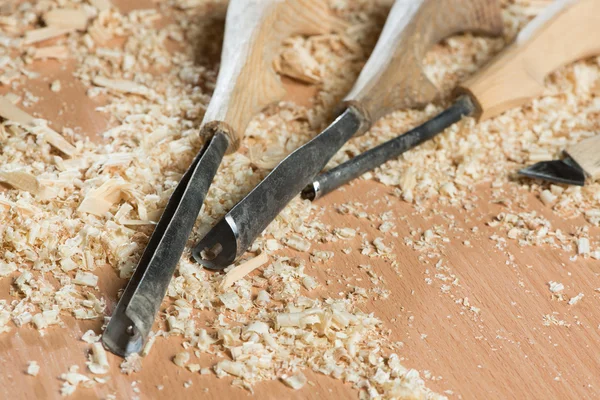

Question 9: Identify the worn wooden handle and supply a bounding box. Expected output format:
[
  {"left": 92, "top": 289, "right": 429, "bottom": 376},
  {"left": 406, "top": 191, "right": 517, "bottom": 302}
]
[
  {"left": 201, "top": 0, "right": 343, "bottom": 153},
  {"left": 460, "top": 0, "right": 600, "bottom": 122},
  {"left": 567, "top": 134, "right": 600, "bottom": 180},
  {"left": 343, "top": 0, "right": 502, "bottom": 128}
]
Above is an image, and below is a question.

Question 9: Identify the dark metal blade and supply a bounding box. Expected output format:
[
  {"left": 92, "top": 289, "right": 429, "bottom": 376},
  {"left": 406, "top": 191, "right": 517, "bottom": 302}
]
[
  {"left": 518, "top": 156, "right": 585, "bottom": 186},
  {"left": 302, "top": 96, "right": 475, "bottom": 201},
  {"left": 102, "top": 132, "right": 229, "bottom": 357},
  {"left": 192, "top": 107, "right": 365, "bottom": 270}
]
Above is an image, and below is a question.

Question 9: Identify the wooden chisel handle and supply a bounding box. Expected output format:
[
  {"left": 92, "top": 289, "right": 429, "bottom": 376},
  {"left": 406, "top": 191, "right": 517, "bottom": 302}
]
[
  {"left": 201, "top": 0, "right": 344, "bottom": 154},
  {"left": 567, "top": 134, "right": 600, "bottom": 180},
  {"left": 459, "top": 0, "right": 600, "bottom": 121},
  {"left": 343, "top": 0, "right": 502, "bottom": 129}
]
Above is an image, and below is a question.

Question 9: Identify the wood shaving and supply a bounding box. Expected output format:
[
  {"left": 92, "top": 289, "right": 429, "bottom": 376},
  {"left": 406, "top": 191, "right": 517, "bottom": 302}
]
[
  {"left": 33, "top": 45, "right": 70, "bottom": 60},
  {"left": 173, "top": 351, "right": 190, "bottom": 367},
  {"left": 120, "top": 353, "right": 142, "bottom": 375},
  {"left": 0, "top": 96, "right": 76, "bottom": 156},
  {"left": 220, "top": 253, "right": 269, "bottom": 290},
  {"left": 0, "top": 171, "right": 43, "bottom": 195},
  {"left": 26, "top": 361, "right": 40, "bottom": 376},
  {"left": 568, "top": 293, "right": 584, "bottom": 306},
  {"left": 81, "top": 330, "right": 101, "bottom": 343},
  {"left": 281, "top": 371, "right": 307, "bottom": 389},
  {"left": 92, "top": 76, "right": 153, "bottom": 97},
  {"left": 23, "top": 27, "right": 74, "bottom": 45},
  {"left": 87, "top": 342, "right": 110, "bottom": 374},
  {"left": 548, "top": 281, "right": 564, "bottom": 293},
  {"left": 43, "top": 8, "right": 89, "bottom": 31}
]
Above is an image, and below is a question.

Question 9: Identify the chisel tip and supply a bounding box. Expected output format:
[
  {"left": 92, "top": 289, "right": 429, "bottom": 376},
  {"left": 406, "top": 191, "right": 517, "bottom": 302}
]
[
  {"left": 518, "top": 157, "right": 585, "bottom": 186},
  {"left": 192, "top": 216, "right": 239, "bottom": 270}
]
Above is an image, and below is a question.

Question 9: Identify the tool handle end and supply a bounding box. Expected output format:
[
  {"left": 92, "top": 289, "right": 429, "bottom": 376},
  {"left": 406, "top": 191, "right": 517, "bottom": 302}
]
[
  {"left": 201, "top": 0, "right": 344, "bottom": 153},
  {"left": 343, "top": 0, "right": 502, "bottom": 128},
  {"left": 460, "top": 0, "right": 600, "bottom": 122},
  {"left": 567, "top": 134, "right": 600, "bottom": 180}
]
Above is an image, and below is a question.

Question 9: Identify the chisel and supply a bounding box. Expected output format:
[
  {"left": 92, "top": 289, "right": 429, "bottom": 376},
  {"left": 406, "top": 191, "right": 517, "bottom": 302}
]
[
  {"left": 102, "top": 0, "right": 341, "bottom": 357},
  {"left": 303, "top": 0, "right": 600, "bottom": 200},
  {"left": 193, "top": 0, "right": 503, "bottom": 270},
  {"left": 519, "top": 134, "right": 600, "bottom": 186}
]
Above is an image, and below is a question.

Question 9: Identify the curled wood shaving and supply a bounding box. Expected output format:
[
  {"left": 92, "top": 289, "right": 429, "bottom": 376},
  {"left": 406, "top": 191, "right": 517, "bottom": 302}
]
[{"left": 87, "top": 342, "right": 109, "bottom": 374}]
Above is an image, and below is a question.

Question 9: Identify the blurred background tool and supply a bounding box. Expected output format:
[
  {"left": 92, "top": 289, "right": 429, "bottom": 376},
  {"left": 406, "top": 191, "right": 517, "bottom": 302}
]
[{"left": 519, "top": 134, "right": 600, "bottom": 186}]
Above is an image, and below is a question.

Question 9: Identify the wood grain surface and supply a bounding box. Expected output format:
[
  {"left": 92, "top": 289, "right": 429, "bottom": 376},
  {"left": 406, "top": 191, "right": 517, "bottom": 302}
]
[{"left": 1, "top": 1, "right": 600, "bottom": 400}]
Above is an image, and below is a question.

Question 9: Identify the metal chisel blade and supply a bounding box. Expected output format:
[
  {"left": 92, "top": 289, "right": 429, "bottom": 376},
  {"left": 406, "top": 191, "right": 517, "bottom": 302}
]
[
  {"left": 302, "top": 96, "right": 475, "bottom": 201},
  {"left": 192, "top": 107, "right": 365, "bottom": 270},
  {"left": 518, "top": 156, "right": 586, "bottom": 186},
  {"left": 102, "top": 132, "right": 229, "bottom": 357}
]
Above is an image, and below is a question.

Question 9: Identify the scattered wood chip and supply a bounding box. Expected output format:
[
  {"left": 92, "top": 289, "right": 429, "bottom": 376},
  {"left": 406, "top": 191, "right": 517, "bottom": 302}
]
[
  {"left": 120, "top": 353, "right": 142, "bottom": 375},
  {"left": 43, "top": 8, "right": 89, "bottom": 31},
  {"left": 281, "top": 371, "right": 307, "bottom": 390},
  {"left": 78, "top": 179, "right": 131, "bottom": 216},
  {"left": 548, "top": 281, "right": 564, "bottom": 293},
  {"left": 81, "top": 330, "right": 101, "bottom": 343},
  {"left": 275, "top": 46, "right": 321, "bottom": 84},
  {"left": 51, "top": 80, "right": 62, "bottom": 92},
  {"left": 33, "top": 45, "right": 70, "bottom": 60},
  {"left": 0, "top": 96, "right": 76, "bottom": 156},
  {"left": 220, "top": 253, "right": 269, "bottom": 289},
  {"left": 568, "top": 293, "right": 584, "bottom": 306},
  {"left": 73, "top": 271, "right": 99, "bottom": 287},
  {"left": 173, "top": 351, "right": 190, "bottom": 367},
  {"left": 23, "top": 27, "right": 74, "bottom": 45},
  {"left": 87, "top": 342, "right": 109, "bottom": 374},
  {"left": 89, "top": 0, "right": 112, "bottom": 12},
  {"left": 0, "top": 171, "right": 43, "bottom": 195},
  {"left": 26, "top": 361, "right": 40, "bottom": 376},
  {"left": 92, "top": 76, "right": 152, "bottom": 97}
]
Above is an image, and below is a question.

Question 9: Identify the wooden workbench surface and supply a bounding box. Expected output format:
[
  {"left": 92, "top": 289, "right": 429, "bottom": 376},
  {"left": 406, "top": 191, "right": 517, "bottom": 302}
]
[{"left": 1, "top": 1, "right": 600, "bottom": 399}]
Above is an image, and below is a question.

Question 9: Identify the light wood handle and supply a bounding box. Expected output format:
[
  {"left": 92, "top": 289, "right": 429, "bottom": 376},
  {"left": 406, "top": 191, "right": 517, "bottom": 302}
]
[
  {"left": 567, "top": 134, "right": 600, "bottom": 180},
  {"left": 201, "top": 0, "right": 344, "bottom": 153},
  {"left": 343, "top": 0, "right": 502, "bottom": 128},
  {"left": 459, "top": 0, "right": 600, "bottom": 121}
]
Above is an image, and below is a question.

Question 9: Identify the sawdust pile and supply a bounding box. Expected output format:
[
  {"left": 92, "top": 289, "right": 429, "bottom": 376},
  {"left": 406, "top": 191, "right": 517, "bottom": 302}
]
[{"left": 0, "top": 0, "right": 598, "bottom": 398}]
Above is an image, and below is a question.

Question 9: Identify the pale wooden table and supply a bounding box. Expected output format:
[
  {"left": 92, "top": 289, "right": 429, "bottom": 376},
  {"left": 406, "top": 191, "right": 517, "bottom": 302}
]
[{"left": 1, "top": 2, "right": 600, "bottom": 399}]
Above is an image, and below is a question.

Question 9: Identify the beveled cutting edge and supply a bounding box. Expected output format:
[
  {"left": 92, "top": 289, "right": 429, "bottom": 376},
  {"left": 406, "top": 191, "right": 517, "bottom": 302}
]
[
  {"left": 102, "top": 132, "right": 229, "bottom": 357},
  {"left": 192, "top": 108, "right": 366, "bottom": 270},
  {"left": 519, "top": 156, "right": 586, "bottom": 186},
  {"left": 302, "top": 96, "right": 475, "bottom": 201}
]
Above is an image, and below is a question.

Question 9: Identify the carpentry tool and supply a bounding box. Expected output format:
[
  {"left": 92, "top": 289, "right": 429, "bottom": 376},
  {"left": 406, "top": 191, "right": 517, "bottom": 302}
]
[
  {"left": 193, "top": 0, "right": 504, "bottom": 270},
  {"left": 102, "top": 0, "right": 340, "bottom": 357},
  {"left": 519, "top": 134, "right": 600, "bottom": 186},
  {"left": 301, "top": 0, "right": 600, "bottom": 200}
]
